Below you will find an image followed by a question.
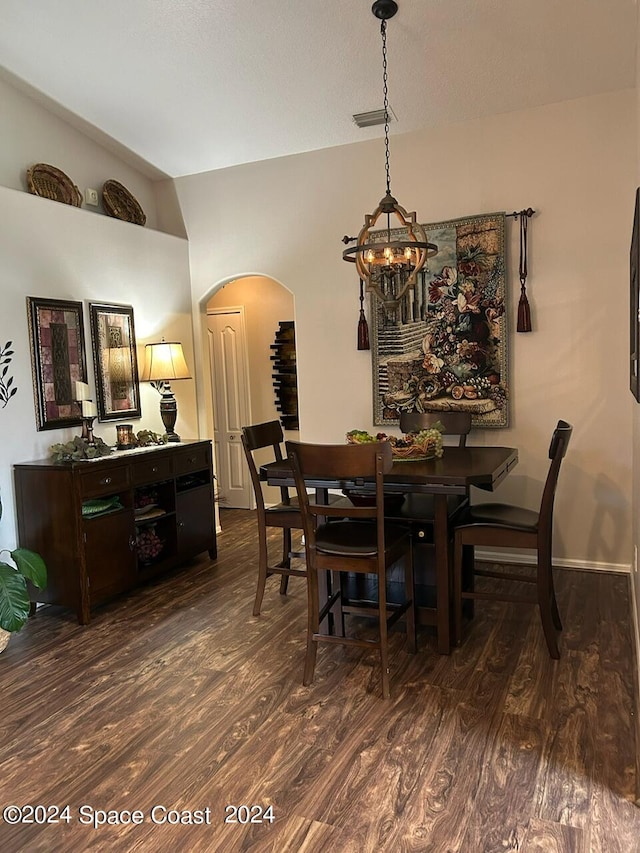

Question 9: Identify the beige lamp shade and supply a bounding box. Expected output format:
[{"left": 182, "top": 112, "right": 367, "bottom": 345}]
[{"left": 140, "top": 341, "right": 191, "bottom": 382}]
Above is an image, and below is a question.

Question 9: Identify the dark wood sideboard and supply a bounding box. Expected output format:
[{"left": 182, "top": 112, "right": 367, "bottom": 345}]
[{"left": 14, "top": 440, "right": 217, "bottom": 625}]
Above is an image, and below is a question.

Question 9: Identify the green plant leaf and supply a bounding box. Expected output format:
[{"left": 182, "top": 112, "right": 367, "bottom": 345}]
[
  {"left": 0, "top": 562, "right": 30, "bottom": 632},
  {"left": 10, "top": 548, "right": 47, "bottom": 589}
]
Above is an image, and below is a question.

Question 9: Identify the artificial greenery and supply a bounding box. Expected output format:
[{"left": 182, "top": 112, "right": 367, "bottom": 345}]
[
  {"left": 50, "top": 435, "right": 113, "bottom": 462},
  {"left": 136, "top": 430, "right": 168, "bottom": 447},
  {"left": 0, "top": 497, "right": 47, "bottom": 633}
]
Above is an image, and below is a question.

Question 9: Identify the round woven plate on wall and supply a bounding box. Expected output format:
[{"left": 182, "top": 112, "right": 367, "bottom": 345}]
[
  {"left": 27, "top": 163, "right": 82, "bottom": 207},
  {"left": 102, "top": 180, "right": 146, "bottom": 226}
]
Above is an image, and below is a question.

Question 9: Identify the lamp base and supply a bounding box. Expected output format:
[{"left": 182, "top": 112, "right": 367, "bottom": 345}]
[{"left": 159, "top": 384, "right": 181, "bottom": 443}]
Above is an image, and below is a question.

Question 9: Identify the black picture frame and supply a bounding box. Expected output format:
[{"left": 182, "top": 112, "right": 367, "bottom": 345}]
[
  {"left": 89, "top": 302, "right": 141, "bottom": 421},
  {"left": 631, "top": 189, "right": 640, "bottom": 402},
  {"left": 27, "top": 296, "right": 87, "bottom": 431}
]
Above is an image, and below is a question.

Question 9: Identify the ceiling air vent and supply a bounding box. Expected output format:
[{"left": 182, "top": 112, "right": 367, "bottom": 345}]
[{"left": 352, "top": 107, "right": 397, "bottom": 128}]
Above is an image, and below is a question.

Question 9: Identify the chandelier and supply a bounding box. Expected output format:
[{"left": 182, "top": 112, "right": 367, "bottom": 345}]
[{"left": 343, "top": 0, "right": 437, "bottom": 346}]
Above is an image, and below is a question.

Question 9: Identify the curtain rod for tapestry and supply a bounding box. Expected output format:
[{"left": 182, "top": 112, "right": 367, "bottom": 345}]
[{"left": 510, "top": 208, "right": 535, "bottom": 333}]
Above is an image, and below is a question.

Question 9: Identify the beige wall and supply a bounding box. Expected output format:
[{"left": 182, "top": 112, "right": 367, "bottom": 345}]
[{"left": 178, "top": 89, "right": 635, "bottom": 572}]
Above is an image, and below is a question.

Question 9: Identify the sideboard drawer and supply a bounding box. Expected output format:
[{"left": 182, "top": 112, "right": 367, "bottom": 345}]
[
  {"left": 132, "top": 454, "right": 173, "bottom": 485},
  {"left": 80, "top": 465, "right": 130, "bottom": 497},
  {"left": 174, "top": 444, "right": 210, "bottom": 475}
]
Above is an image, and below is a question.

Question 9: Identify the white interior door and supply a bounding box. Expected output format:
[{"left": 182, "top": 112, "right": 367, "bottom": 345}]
[{"left": 208, "top": 307, "right": 253, "bottom": 509}]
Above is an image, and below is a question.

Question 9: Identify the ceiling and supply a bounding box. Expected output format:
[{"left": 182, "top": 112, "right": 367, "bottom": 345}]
[{"left": 1, "top": 0, "right": 637, "bottom": 179}]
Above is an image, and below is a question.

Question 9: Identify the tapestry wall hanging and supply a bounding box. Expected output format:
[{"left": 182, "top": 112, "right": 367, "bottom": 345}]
[{"left": 372, "top": 211, "right": 509, "bottom": 427}]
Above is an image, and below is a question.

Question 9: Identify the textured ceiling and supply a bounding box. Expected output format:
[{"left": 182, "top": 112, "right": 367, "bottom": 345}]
[{"left": 1, "top": 0, "right": 637, "bottom": 178}]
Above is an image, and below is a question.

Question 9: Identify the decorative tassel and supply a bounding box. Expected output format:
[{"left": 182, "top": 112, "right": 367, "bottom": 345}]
[
  {"left": 513, "top": 207, "right": 534, "bottom": 332},
  {"left": 517, "top": 285, "right": 532, "bottom": 333},
  {"left": 357, "top": 278, "right": 370, "bottom": 350}
]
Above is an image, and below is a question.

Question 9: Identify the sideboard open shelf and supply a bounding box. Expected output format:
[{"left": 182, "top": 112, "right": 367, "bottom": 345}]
[{"left": 13, "top": 440, "right": 217, "bottom": 624}]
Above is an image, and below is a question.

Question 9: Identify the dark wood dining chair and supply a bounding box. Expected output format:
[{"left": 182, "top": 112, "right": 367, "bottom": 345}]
[
  {"left": 452, "top": 419, "right": 573, "bottom": 658},
  {"left": 286, "top": 439, "right": 416, "bottom": 699},
  {"left": 241, "top": 420, "right": 306, "bottom": 616}
]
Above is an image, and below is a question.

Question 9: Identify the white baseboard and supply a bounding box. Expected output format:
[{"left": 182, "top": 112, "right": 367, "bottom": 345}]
[{"left": 475, "top": 548, "right": 630, "bottom": 575}]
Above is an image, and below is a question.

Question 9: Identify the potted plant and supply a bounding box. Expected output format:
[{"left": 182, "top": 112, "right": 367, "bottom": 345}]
[{"left": 0, "top": 497, "right": 47, "bottom": 651}]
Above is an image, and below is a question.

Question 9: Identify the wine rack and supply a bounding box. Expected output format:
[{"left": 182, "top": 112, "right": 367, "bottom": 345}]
[{"left": 270, "top": 321, "right": 299, "bottom": 430}]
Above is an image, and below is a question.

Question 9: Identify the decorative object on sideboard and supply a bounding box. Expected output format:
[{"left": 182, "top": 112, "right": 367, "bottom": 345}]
[
  {"left": 116, "top": 424, "right": 135, "bottom": 449},
  {"left": 49, "top": 435, "right": 113, "bottom": 462},
  {"left": 26, "top": 163, "right": 82, "bottom": 207},
  {"left": 630, "top": 188, "right": 640, "bottom": 402},
  {"left": 75, "top": 381, "right": 98, "bottom": 443},
  {"left": 342, "top": 1, "right": 437, "bottom": 335},
  {"left": 371, "top": 211, "right": 509, "bottom": 429},
  {"left": 140, "top": 340, "right": 191, "bottom": 442},
  {"left": 136, "top": 429, "right": 168, "bottom": 447},
  {"left": 511, "top": 208, "right": 535, "bottom": 332},
  {"left": 0, "top": 340, "right": 18, "bottom": 408},
  {"left": 270, "top": 321, "right": 299, "bottom": 431},
  {"left": 0, "top": 496, "right": 47, "bottom": 645},
  {"left": 27, "top": 297, "right": 88, "bottom": 431},
  {"left": 102, "top": 180, "right": 146, "bottom": 226},
  {"left": 89, "top": 302, "right": 141, "bottom": 421}
]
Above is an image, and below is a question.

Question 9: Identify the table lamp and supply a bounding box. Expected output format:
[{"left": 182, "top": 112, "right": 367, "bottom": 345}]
[{"left": 140, "top": 340, "right": 191, "bottom": 442}]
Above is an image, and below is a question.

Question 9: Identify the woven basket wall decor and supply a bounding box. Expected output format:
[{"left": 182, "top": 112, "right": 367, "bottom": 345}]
[
  {"left": 26, "top": 164, "right": 82, "bottom": 207},
  {"left": 102, "top": 180, "right": 146, "bottom": 226}
]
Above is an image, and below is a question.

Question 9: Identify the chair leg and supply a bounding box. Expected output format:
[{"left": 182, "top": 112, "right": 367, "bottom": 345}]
[
  {"left": 279, "top": 528, "right": 292, "bottom": 595},
  {"left": 551, "top": 591, "right": 562, "bottom": 631},
  {"left": 252, "top": 522, "right": 269, "bottom": 617},
  {"left": 537, "top": 555, "right": 560, "bottom": 659},
  {"left": 303, "top": 564, "right": 320, "bottom": 686},
  {"left": 280, "top": 528, "right": 292, "bottom": 569},
  {"left": 378, "top": 580, "right": 390, "bottom": 700},
  {"left": 404, "top": 550, "right": 417, "bottom": 654},
  {"left": 461, "top": 544, "right": 475, "bottom": 621},
  {"left": 453, "top": 534, "right": 464, "bottom": 646}
]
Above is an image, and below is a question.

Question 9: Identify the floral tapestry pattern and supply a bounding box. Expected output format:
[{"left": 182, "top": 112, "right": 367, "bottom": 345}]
[{"left": 372, "top": 212, "right": 508, "bottom": 427}]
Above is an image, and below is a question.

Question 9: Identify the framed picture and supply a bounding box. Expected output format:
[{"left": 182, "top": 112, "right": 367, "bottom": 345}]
[
  {"left": 631, "top": 189, "right": 640, "bottom": 402},
  {"left": 89, "top": 302, "right": 141, "bottom": 421},
  {"left": 27, "top": 296, "right": 87, "bottom": 431}
]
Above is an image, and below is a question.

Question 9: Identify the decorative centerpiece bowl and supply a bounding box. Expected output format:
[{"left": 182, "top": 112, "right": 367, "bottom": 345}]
[{"left": 346, "top": 425, "right": 444, "bottom": 462}]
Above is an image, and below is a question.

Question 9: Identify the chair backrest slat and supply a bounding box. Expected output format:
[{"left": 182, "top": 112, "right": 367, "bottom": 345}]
[{"left": 399, "top": 410, "right": 472, "bottom": 447}]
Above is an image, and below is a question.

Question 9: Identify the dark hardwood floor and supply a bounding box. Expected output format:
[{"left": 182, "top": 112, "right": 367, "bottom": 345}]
[{"left": 1, "top": 508, "right": 639, "bottom": 852}]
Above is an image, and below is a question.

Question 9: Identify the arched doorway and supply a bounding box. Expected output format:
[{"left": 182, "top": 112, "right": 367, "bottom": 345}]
[{"left": 205, "top": 275, "right": 297, "bottom": 509}]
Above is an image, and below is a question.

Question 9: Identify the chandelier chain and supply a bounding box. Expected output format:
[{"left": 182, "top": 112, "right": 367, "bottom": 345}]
[{"left": 381, "top": 20, "right": 391, "bottom": 195}]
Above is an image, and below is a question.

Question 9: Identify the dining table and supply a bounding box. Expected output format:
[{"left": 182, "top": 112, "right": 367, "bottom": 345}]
[{"left": 261, "top": 444, "right": 518, "bottom": 654}]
